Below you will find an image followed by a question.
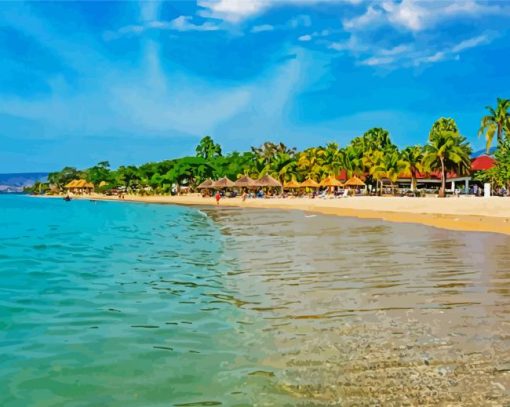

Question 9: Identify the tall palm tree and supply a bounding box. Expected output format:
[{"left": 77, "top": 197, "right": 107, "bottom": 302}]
[
  {"left": 400, "top": 145, "right": 424, "bottom": 191},
  {"left": 424, "top": 119, "right": 471, "bottom": 197},
  {"left": 479, "top": 98, "right": 510, "bottom": 151}
]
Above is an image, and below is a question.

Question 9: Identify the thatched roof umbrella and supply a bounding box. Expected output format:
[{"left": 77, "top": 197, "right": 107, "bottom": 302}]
[
  {"left": 255, "top": 174, "right": 282, "bottom": 188},
  {"left": 321, "top": 176, "right": 343, "bottom": 187},
  {"left": 197, "top": 178, "right": 214, "bottom": 189},
  {"left": 301, "top": 178, "right": 320, "bottom": 189},
  {"left": 213, "top": 177, "right": 235, "bottom": 189},
  {"left": 284, "top": 179, "right": 302, "bottom": 189},
  {"left": 65, "top": 180, "right": 79, "bottom": 188},
  {"left": 234, "top": 175, "right": 256, "bottom": 188},
  {"left": 344, "top": 176, "right": 366, "bottom": 188},
  {"left": 99, "top": 181, "right": 108, "bottom": 187}
]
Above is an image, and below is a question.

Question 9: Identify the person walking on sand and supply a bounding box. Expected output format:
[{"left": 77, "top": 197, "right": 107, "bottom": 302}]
[{"left": 215, "top": 191, "right": 221, "bottom": 205}]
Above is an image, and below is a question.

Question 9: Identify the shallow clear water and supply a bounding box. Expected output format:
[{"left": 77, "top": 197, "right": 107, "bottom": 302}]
[{"left": 1, "top": 195, "right": 509, "bottom": 406}]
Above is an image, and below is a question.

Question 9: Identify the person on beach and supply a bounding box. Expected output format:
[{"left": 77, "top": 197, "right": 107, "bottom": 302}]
[
  {"left": 242, "top": 191, "right": 247, "bottom": 202},
  {"left": 215, "top": 191, "right": 221, "bottom": 205}
]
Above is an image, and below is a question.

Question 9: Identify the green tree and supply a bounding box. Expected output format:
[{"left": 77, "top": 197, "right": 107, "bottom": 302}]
[
  {"left": 47, "top": 166, "right": 82, "bottom": 190},
  {"left": 474, "top": 139, "right": 510, "bottom": 189},
  {"left": 424, "top": 118, "right": 471, "bottom": 197},
  {"left": 195, "top": 136, "right": 222, "bottom": 159},
  {"left": 400, "top": 146, "right": 424, "bottom": 191},
  {"left": 84, "top": 161, "right": 111, "bottom": 186},
  {"left": 479, "top": 98, "right": 510, "bottom": 151}
]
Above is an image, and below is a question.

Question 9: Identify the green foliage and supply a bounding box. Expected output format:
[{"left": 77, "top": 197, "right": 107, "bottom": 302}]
[
  {"left": 48, "top": 166, "right": 82, "bottom": 189},
  {"left": 475, "top": 140, "right": 510, "bottom": 188},
  {"left": 46, "top": 105, "right": 510, "bottom": 196},
  {"left": 424, "top": 118, "right": 471, "bottom": 197},
  {"left": 195, "top": 136, "right": 222, "bottom": 159},
  {"left": 478, "top": 98, "right": 510, "bottom": 151}
]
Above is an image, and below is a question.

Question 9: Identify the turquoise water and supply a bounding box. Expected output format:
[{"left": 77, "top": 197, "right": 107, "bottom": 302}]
[
  {"left": 0, "top": 195, "right": 285, "bottom": 406},
  {"left": 2, "top": 195, "right": 510, "bottom": 406}
]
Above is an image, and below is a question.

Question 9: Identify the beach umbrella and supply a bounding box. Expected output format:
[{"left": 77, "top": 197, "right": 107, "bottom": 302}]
[
  {"left": 344, "top": 176, "right": 366, "bottom": 187},
  {"left": 213, "top": 177, "right": 235, "bottom": 189},
  {"left": 321, "top": 176, "right": 343, "bottom": 187},
  {"left": 197, "top": 178, "right": 214, "bottom": 189},
  {"left": 234, "top": 175, "right": 256, "bottom": 188},
  {"left": 254, "top": 174, "right": 282, "bottom": 188},
  {"left": 284, "top": 179, "right": 302, "bottom": 189},
  {"left": 301, "top": 178, "right": 320, "bottom": 188}
]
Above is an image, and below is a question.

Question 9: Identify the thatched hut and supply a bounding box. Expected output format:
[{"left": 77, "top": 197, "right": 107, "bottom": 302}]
[
  {"left": 254, "top": 174, "right": 282, "bottom": 188},
  {"left": 213, "top": 177, "right": 235, "bottom": 189},
  {"left": 344, "top": 176, "right": 366, "bottom": 188},
  {"left": 197, "top": 179, "right": 214, "bottom": 189},
  {"left": 321, "top": 176, "right": 343, "bottom": 187},
  {"left": 284, "top": 179, "right": 302, "bottom": 189},
  {"left": 65, "top": 179, "right": 94, "bottom": 194},
  {"left": 301, "top": 178, "right": 320, "bottom": 189},
  {"left": 234, "top": 175, "right": 256, "bottom": 188}
]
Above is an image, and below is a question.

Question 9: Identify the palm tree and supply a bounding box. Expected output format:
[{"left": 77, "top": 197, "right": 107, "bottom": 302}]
[
  {"left": 479, "top": 98, "right": 510, "bottom": 151},
  {"left": 269, "top": 152, "right": 297, "bottom": 185},
  {"left": 297, "top": 147, "right": 324, "bottom": 180},
  {"left": 321, "top": 142, "right": 344, "bottom": 177},
  {"left": 400, "top": 146, "right": 424, "bottom": 191},
  {"left": 370, "top": 149, "right": 405, "bottom": 194},
  {"left": 424, "top": 118, "right": 472, "bottom": 197}
]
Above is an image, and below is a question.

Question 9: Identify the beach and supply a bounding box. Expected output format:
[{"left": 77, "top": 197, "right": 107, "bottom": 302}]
[{"left": 72, "top": 194, "right": 510, "bottom": 235}]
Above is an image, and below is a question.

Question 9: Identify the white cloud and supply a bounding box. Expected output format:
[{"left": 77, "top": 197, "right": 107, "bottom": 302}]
[
  {"left": 198, "top": 0, "right": 361, "bottom": 22},
  {"left": 105, "top": 15, "right": 220, "bottom": 40},
  {"left": 344, "top": 0, "right": 510, "bottom": 33},
  {"left": 251, "top": 24, "right": 274, "bottom": 33},
  {"left": 169, "top": 16, "right": 220, "bottom": 31},
  {"left": 298, "top": 34, "right": 312, "bottom": 42},
  {"left": 451, "top": 34, "right": 490, "bottom": 53},
  {"left": 356, "top": 34, "right": 494, "bottom": 67},
  {"left": 342, "top": 6, "right": 382, "bottom": 30}
]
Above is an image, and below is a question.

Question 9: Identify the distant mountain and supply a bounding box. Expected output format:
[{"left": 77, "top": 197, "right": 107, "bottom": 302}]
[
  {"left": 471, "top": 147, "right": 496, "bottom": 158},
  {"left": 0, "top": 172, "right": 49, "bottom": 193}
]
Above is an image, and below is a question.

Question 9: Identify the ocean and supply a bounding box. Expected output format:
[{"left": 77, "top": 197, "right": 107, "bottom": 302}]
[{"left": 1, "top": 195, "right": 509, "bottom": 406}]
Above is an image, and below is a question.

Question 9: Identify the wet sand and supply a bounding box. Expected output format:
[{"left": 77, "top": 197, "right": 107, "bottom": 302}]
[
  {"left": 210, "top": 207, "right": 510, "bottom": 405},
  {"left": 69, "top": 194, "right": 510, "bottom": 236}
]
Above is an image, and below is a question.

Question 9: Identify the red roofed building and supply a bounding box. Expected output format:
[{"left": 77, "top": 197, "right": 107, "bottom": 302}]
[{"left": 471, "top": 155, "right": 496, "bottom": 171}]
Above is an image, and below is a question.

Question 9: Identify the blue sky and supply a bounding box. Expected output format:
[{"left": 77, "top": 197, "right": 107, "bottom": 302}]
[{"left": 1, "top": 0, "right": 509, "bottom": 172}]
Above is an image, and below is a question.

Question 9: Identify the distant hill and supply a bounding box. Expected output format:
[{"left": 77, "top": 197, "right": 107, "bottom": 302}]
[
  {"left": 471, "top": 147, "right": 496, "bottom": 158},
  {"left": 0, "top": 172, "right": 49, "bottom": 193}
]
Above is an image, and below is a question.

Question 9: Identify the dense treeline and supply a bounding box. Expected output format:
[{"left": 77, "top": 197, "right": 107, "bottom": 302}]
[{"left": 32, "top": 98, "right": 510, "bottom": 197}]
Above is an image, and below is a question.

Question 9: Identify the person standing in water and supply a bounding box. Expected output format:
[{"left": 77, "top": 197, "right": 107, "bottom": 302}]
[{"left": 215, "top": 191, "right": 221, "bottom": 205}]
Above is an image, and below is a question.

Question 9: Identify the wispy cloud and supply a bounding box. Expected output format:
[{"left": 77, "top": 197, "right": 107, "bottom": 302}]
[
  {"left": 105, "top": 15, "right": 220, "bottom": 40},
  {"left": 251, "top": 24, "right": 274, "bottom": 33},
  {"left": 198, "top": 0, "right": 361, "bottom": 22},
  {"left": 357, "top": 33, "right": 495, "bottom": 67},
  {"left": 343, "top": 0, "right": 510, "bottom": 33}
]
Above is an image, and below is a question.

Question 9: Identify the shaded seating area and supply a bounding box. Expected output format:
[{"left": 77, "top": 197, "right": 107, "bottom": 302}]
[{"left": 65, "top": 179, "right": 94, "bottom": 195}]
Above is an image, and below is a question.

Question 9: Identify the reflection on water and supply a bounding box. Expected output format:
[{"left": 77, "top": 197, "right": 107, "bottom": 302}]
[
  {"left": 207, "top": 207, "right": 510, "bottom": 405},
  {"left": 1, "top": 196, "right": 509, "bottom": 406}
]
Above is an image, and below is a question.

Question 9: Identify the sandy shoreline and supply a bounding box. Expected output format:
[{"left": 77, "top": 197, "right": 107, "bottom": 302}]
[{"left": 57, "top": 193, "right": 510, "bottom": 236}]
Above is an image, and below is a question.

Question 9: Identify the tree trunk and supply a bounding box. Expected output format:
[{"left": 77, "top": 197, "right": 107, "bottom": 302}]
[
  {"left": 497, "top": 123, "right": 503, "bottom": 145},
  {"left": 439, "top": 158, "right": 446, "bottom": 198},
  {"left": 411, "top": 170, "right": 417, "bottom": 192}
]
